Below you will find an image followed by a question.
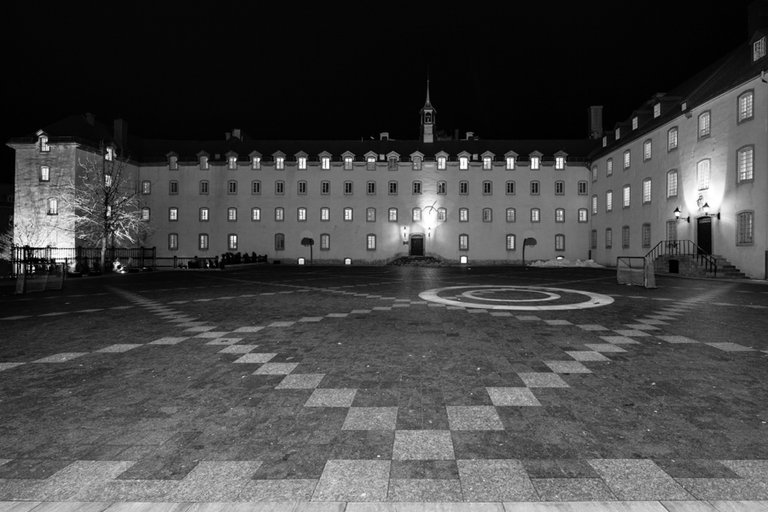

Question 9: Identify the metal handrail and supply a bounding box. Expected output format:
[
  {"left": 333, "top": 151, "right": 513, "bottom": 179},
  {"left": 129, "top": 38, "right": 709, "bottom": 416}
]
[{"left": 645, "top": 239, "right": 718, "bottom": 276}]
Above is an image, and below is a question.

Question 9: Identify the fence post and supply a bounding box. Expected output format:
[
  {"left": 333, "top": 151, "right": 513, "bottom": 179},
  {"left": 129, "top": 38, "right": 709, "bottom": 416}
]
[{"left": 173, "top": 255, "right": 177, "bottom": 269}]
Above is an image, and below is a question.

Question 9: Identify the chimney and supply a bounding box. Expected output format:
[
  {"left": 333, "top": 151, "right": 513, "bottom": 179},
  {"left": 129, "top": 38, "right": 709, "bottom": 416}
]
[
  {"left": 113, "top": 118, "right": 128, "bottom": 151},
  {"left": 465, "top": 131, "right": 474, "bottom": 140},
  {"left": 84, "top": 112, "right": 95, "bottom": 126},
  {"left": 379, "top": 132, "right": 389, "bottom": 141},
  {"left": 232, "top": 128, "right": 241, "bottom": 140},
  {"left": 225, "top": 131, "right": 231, "bottom": 141},
  {"left": 588, "top": 105, "right": 603, "bottom": 140},
  {"left": 454, "top": 128, "right": 459, "bottom": 140}
]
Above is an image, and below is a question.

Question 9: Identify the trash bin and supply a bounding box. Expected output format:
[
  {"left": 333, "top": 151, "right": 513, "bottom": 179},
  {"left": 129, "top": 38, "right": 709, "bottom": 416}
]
[{"left": 669, "top": 259, "right": 679, "bottom": 273}]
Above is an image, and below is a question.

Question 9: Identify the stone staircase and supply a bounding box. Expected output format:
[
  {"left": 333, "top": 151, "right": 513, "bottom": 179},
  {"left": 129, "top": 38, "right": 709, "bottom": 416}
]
[
  {"left": 654, "top": 254, "right": 745, "bottom": 278},
  {"left": 710, "top": 254, "right": 747, "bottom": 278}
]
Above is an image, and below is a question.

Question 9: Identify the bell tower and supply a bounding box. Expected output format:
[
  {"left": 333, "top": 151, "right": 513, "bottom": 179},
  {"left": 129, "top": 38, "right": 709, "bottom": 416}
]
[{"left": 420, "top": 80, "right": 436, "bottom": 143}]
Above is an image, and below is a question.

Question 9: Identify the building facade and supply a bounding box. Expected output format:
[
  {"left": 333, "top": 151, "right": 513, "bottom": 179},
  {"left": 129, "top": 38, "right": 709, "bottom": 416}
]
[{"left": 7, "top": 14, "right": 768, "bottom": 278}]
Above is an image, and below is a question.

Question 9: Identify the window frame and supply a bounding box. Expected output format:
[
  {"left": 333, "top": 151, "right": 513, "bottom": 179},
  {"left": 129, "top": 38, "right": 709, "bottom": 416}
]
[
  {"left": 736, "top": 210, "right": 755, "bottom": 245},
  {"left": 667, "top": 127, "right": 678, "bottom": 152},
  {"left": 666, "top": 170, "right": 678, "bottom": 198},
  {"left": 738, "top": 90, "right": 754, "bottom": 123},
  {"left": 737, "top": 145, "right": 755, "bottom": 183},
  {"left": 698, "top": 111, "right": 711, "bottom": 139}
]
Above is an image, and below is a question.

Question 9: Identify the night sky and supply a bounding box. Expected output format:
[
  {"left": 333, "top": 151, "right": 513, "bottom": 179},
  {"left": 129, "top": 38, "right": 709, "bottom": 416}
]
[{"left": 1, "top": 1, "right": 757, "bottom": 182}]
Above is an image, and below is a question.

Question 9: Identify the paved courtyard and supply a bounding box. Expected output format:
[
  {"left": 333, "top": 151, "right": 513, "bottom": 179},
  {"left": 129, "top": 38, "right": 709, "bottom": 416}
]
[{"left": 0, "top": 265, "right": 767, "bottom": 511}]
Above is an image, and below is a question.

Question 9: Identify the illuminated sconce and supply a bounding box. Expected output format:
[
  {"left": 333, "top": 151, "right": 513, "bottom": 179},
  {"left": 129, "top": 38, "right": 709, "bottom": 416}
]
[
  {"left": 298, "top": 257, "right": 305, "bottom": 265},
  {"left": 460, "top": 255, "right": 468, "bottom": 264},
  {"left": 674, "top": 207, "right": 690, "bottom": 223},
  {"left": 427, "top": 226, "right": 432, "bottom": 238},
  {"left": 402, "top": 226, "right": 409, "bottom": 244},
  {"left": 702, "top": 202, "right": 720, "bottom": 220},
  {"left": 344, "top": 258, "right": 352, "bottom": 265}
]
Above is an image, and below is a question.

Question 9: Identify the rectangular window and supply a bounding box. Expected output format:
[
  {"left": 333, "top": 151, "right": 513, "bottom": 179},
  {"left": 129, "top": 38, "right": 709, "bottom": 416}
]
[
  {"left": 738, "top": 91, "right": 754, "bottom": 122},
  {"left": 252, "top": 156, "right": 261, "bottom": 169},
  {"left": 366, "top": 207, "right": 376, "bottom": 222},
  {"left": 437, "top": 156, "right": 447, "bottom": 170},
  {"left": 367, "top": 181, "right": 376, "bottom": 195},
  {"left": 169, "top": 181, "right": 178, "bottom": 195},
  {"left": 412, "top": 181, "right": 422, "bottom": 195},
  {"left": 530, "top": 156, "right": 540, "bottom": 170},
  {"left": 653, "top": 103, "right": 661, "bottom": 118},
  {"left": 642, "top": 178, "right": 652, "bottom": 204},
  {"left": 632, "top": 117, "right": 638, "bottom": 130},
  {"left": 555, "top": 234, "right": 565, "bottom": 251},
  {"left": 482, "top": 181, "right": 492, "bottom": 195},
  {"left": 321, "top": 181, "right": 330, "bottom": 195},
  {"left": 297, "top": 207, "right": 307, "bottom": 221},
  {"left": 437, "top": 181, "right": 447, "bottom": 194},
  {"left": 606, "top": 191, "right": 613, "bottom": 212},
  {"left": 667, "top": 127, "right": 678, "bottom": 151},
  {"left": 506, "top": 234, "right": 516, "bottom": 251},
  {"left": 141, "top": 180, "right": 151, "bottom": 194},
  {"left": 47, "top": 197, "right": 58, "bottom": 215},
  {"left": 698, "top": 111, "right": 711, "bottom": 138},
  {"left": 555, "top": 208, "right": 565, "bottom": 223},
  {"left": 251, "top": 207, "right": 261, "bottom": 221},
  {"left": 275, "top": 181, "right": 285, "bottom": 195},
  {"left": 40, "top": 165, "right": 50, "bottom": 182},
  {"left": 667, "top": 170, "right": 678, "bottom": 197},
  {"left": 228, "top": 156, "right": 238, "bottom": 170},
  {"left": 169, "top": 207, "right": 178, "bottom": 221},
  {"left": 252, "top": 181, "right": 261, "bottom": 195},
  {"left": 275, "top": 234, "right": 285, "bottom": 251},
  {"left": 642, "top": 223, "right": 651, "bottom": 248},
  {"left": 506, "top": 181, "right": 515, "bottom": 195},
  {"left": 366, "top": 156, "right": 376, "bottom": 171},
  {"left": 737, "top": 146, "right": 754, "bottom": 182},
  {"left": 298, "top": 156, "right": 307, "bottom": 170},
  {"left": 606, "top": 159, "right": 613, "bottom": 176},
  {"left": 320, "top": 233, "right": 330, "bottom": 250},
  {"left": 591, "top": 229, "right": 598, "bottom": 249},
  {"left": 506, "top": 208, "right": 516, "bottom": 223},
  {"left": 505, "top": 156, "right": 515, "bottom": 170},
  {"left": 227, "top": 207, "right": 237, "bottom": 221},
  {"left": 275, "top": 156, "right": 285, "bottom": 170},
  {"left": 482, "top": 156, "right": 492, "bottom": 170},
  {"left": 578, "top": 208, "right": 588, "bottom": 223},
  {"left": 322, "top": 156, "right": 331, "bottom": 170},
  {"left": 555, "top": 156, "right": 565, "bottom": 170},
  {"left": 643, "top": 139, "right": 652, "bottom": 161},
  {"left": 459, "top": 181, "right": 468, "bottom": 195},
  {"left": 199, "top": 156, "right": 209, "bottom": 170},
  {"left": 753, "top": 36, "right": 766, "bottom": 61},
  {"left": 591, "top": 165, "right": 598, "bottom": 182},
  {"left": 697, "top": 160, "right": 711, "bottom": 190},
  {"left": 199, "top": 207, "right": 209, "bottom": 221},
  {"left": 482, "top": 208, "right": 492, "bottom": 222},
  {"left": 412, "top": 208, "right": 422, "bottom": 222},
  {"left": 413, "top": 157, "right": 422, "bottom": 170},
  {"left": 622, "top": 226, "right": 630, "bottom": 249},
  {"left": 366, "top": 234, "right": 376, "bottom": 250},
  {"left": 623, "top": 150, "right": 631, "bottom": 169},
  {"left": 622, "top": 185, "right": 631, "bottom": 208},
  {"left": 530, "top": 181, "right": 539, "bottom": 195},
  {"left": 459, "top": 234, "right": 469, "bottom": 251},
  {"left": 437, "top": 208, "right": 447, "bottom": 221},
  {"left": 344, "top": 181, "right": 353, "bottom": 195},
  {"left": 667, "top": 220, "right": 677, "bottom": 241},
  {"left": 228, "top": 181, "right": 237, "bottom": 194},
  {"left": 459, "top": 208, "right": 468, "bottom": 222},
  {"left": 200, "top": 181, "right": 209, "bottom": 194},
  {"left": 555, "top": 181, "right": 564, "bottom": 195},
  {"left": 168, "top": 233, "right": 178, "bottom": 250},
  {"left": 388, "top": 181, "right": 398, "bottom": 195},
  {"left": 388, "top": 208, "right": 398, "bottom": 222},
  {"left": 737, "top": 211, "right": 754, "bottom": 245},
  {"left": 199, "top": 234, "right": 209, "bottom": 251},
  {"left": 141, "top": 207, "right": 150, "bottom": 221},
  {"left": 169, "top": 155, "right": 178, "bottom": 170},
  {"left": 344, "top": 156, "right": 353, "bottom": 170},
  {"left": 592, "top": 195, "right": 598, "bottom": 215},
  {"left": 344, "top": 207, "right": 353, "bottom": 221},
  {"left": 605, "top": 228, "right": 613, "bottom": 249},
  {"left": 459, "top": 156, "right": 469, "bottom": 170},
  {"left": 275, "top": 207, "right": 284, "bottom": 221},
  {"left": 530, "top": 208, "right": 540, "bottom": 222},
  {"left": 228, "top": 234, "right": 238, "bottom": 251},
  {"left": 321, "top": 207, "right": 330, "bottom": 221},
  {"left": 297, "top": 181, "right": 307, "bottom": 195}
]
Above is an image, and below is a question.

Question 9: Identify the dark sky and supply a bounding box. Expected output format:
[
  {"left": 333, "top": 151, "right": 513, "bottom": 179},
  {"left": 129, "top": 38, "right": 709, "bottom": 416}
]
[{"left": 1, "top": 1, "right": 757, "bottom": 181}]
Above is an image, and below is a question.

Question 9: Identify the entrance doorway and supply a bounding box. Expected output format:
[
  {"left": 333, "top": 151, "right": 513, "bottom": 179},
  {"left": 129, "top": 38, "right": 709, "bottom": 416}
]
[
  {"left": 697, "top": 216, "right": 712, "bottom": 255},
  {"left": 409, "top": 235, "right": 424, "bottom": 256}
]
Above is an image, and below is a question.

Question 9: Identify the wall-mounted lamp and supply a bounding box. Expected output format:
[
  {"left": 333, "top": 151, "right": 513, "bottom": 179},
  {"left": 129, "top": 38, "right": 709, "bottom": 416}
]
[
  {"left": 702, "top": 202, "right": 720, "bottom": 220},
  {"left": 427, "top": 226, "right": 432, "bottom": 238},
  {"left": 674, "top": 207, "right": 690, "bottom": 223},
  {"left": 402, "top": 226, "right": 409, "bottom": 244}
]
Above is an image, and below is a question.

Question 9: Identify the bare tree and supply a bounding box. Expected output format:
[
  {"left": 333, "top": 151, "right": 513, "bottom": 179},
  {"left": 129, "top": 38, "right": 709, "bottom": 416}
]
[{"left": 61, "top": 144, "right": 150, "bottom": 270}]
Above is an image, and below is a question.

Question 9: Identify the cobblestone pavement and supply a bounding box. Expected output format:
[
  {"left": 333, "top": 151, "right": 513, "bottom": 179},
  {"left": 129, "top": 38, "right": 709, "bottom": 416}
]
[{"left": 0, "top": 266, "right": 767, "bottom": 511}]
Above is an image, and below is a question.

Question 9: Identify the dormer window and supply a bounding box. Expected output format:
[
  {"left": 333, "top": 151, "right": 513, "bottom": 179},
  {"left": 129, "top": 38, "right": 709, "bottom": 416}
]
[
  {"left": 459, "top": 156, "right": 469, "bottom": 170},
  {"left": 412, "top": 156, "right": 422, "bottom": 170},
  {"left": 753, "top": 36, "right": 766, "bottom": 61},
  {"left": 39, "top": 134, "right": 50, "bottom": 152},
  {"left": 343, "top": 156, "right": 353, "bottom": 170},
  {"left": 482, "top": 156, "right": 492, "bottom": 170},
  {"left": 505, "top": 156, "right": 515, "bottom": 170},
  {"left": 631, "top": 117, "right": 638, "bottom": 130},
  {"left": 275, "top": 156, "right": 285, "bottom": 170},
  {"left": 653, "top": 103, "right": 661, "bottom": 118},
  {"left": 388, "top": 155, "right": 399, "bottom": 171},
  {"left": 200, "top": 155, "right": 209, "bottom": 170},
  {"left": 169, "top": 155, "right": 178, "bottom": 170},
  {"left": 555, "top": 156, "right": 565, "bottom": 170},
  {"left": 530, "top": 156, "right": 540, "bottom": 170},
  {"left": 366, "top": 155, "right": 376, "bottom": 171},
  {"left": 251, "top": 156, "right": 261, "bottom": 170},
  {"left": 298, "top": 156, "right": 307, "bottom": 170},
  {"left": 322, "top": 156, "right": 331, "bottom": 170},
  {"left": 615, "top": 128, "right": 621, "bottom": 140},
  {"left": 437, "top": 156, "right": 447, "bottom": 170},
  {"left": 602, "top": 136, "right": 607, "bottom": 148},
  {"left": 228, "top": 155, "right": 238, "bottom": 170},
  {"left": 105, "top": 146, "right": 115, "bottom": 161}
]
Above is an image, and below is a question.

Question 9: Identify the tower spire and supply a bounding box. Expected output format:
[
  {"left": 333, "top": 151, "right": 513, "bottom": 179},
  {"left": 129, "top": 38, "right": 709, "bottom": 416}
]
[{"left": 420, "top": 78, "right": 436, "bottom": 143}]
